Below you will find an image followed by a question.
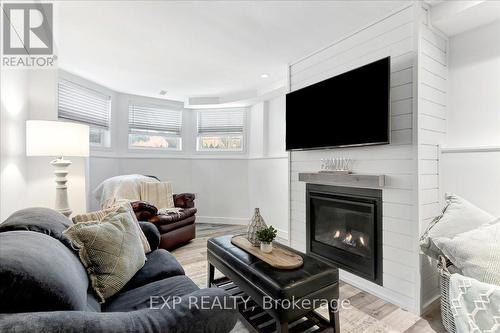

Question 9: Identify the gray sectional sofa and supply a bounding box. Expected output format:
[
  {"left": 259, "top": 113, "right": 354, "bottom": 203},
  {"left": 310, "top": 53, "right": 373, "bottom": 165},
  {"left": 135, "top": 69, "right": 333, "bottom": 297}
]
[{"left": 0, "top": 208, "right": 238, "bottom": 333}]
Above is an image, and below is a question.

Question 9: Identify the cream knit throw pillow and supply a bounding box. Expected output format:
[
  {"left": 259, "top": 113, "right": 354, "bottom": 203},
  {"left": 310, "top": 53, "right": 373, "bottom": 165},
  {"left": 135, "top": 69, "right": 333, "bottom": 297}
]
[
  {"left": 434, "top": 219, "right": 500, "bottom": 285},
  {"left": 64, "top": 206, "right": 146, "bottom": 303},
  {"left": 72, "top": 202, "right": 151, "bottom": 253},
  {"left": 420, "top": 193, "right": 496, "bottom": 259}
]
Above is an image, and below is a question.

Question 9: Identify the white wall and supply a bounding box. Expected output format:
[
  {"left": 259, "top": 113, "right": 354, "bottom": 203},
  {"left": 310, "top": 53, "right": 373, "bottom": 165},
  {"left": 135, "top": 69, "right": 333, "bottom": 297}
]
[
  {"left": 441, "top": 20, "right": 500, "bottom": 216},
  {"left": 0, "top": 69, "right": 29, "bottom": 220},
  {"left": 267, "top": 96, "right": 286, "bottom": 157},
  {"left": 446, "top": 20, "right": 500, "bottom": 148},
  {"left": 248, "top": 102, "right": 265, "bottom": 157}
]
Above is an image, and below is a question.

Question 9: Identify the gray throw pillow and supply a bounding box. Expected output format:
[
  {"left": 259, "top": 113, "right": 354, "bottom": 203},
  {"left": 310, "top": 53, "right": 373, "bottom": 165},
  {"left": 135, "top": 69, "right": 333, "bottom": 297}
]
[
  {"left": 434, "top": 219, "right": 500, "bottom": 285},
  {"left": 420, "top": 193, "right": 496, "bottom": 259},
  {"left": 63, "top": 206, "right": 146, "bottom": 303},
  {"left": 0, "top": 207, "right": 73, "bottom": 248},
  {"left": 0, "top": 231, "right": 89, "bottom": 313}
]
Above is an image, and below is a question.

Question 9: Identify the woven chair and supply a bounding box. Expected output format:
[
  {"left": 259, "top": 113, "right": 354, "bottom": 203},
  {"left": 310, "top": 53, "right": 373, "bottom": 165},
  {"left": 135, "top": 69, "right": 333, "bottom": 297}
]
[{"left": 437, "top": 255, "right": 459, "bottom": 333}]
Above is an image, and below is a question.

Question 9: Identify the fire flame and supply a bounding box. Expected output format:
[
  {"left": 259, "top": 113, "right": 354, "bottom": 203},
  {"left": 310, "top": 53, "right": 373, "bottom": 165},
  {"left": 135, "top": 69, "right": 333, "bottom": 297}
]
[{"left": 332, "top": 230, "right": 367, "bottom": 248}]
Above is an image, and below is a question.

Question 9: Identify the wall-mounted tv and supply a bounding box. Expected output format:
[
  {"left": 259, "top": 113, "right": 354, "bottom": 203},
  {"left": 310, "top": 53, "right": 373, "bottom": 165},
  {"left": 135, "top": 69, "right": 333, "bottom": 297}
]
[{"left": 286, "top": 57, "right": 390, "bottom": 151}]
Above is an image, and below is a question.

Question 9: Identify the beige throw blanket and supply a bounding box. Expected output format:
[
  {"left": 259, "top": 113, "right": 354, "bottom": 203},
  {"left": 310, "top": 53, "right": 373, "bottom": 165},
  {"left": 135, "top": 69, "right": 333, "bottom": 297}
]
[
  {"left": 93, "top": 174, "right": 159, "bottom": 209},
  {"left": 94, "top": 175, "right": 182, "bottom": 216},
  {"left": 140, "top": 181, "right": 175, "bottom": 210}
]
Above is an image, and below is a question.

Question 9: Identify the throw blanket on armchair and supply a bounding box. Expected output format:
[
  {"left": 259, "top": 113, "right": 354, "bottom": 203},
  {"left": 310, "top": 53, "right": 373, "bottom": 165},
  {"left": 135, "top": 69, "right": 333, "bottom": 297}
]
[
  {"left": 450, "top": 273, "right": 500, "bottom": 332},
  {"left": 140, "top": 181, "right": 184, "bottom": 216},
  {"left": 93, "top": 175, "right": 159, "bottom": 209},
  {"left": 140, "top": 182, "right": 174, "bottom": 209}
]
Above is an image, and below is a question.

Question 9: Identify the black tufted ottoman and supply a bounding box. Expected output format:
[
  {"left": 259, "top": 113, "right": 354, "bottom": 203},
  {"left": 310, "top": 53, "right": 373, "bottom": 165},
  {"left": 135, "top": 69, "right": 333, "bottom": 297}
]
[{"left": 207, "top": 235, "right": 339, "bottom": 333}]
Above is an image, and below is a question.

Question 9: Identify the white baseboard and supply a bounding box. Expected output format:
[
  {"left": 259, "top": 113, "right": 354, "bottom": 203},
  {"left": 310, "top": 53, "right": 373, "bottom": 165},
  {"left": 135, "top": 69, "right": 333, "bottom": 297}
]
[
  {"left": 196, "top": 216, "right": 289, "bottom": 241},
  {"left": 196, "top": 216, "right": 248, "bottom": 225},
  {"left": 339, "top": 270, "right": 417, "bottom": 314}
]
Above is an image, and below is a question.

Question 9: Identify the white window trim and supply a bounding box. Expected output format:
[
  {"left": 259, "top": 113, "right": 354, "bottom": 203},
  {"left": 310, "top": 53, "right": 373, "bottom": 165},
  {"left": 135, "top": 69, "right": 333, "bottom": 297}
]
[
  {"left": 88, "top": 127, "right": 110, "bottom": 148},
  {"left": 128, "top": 129, "right": 182, "bottom": 152},
  {"left": 195, "top": 108, "right": 247, "bottom": 153},
  {"left": 196, "top": 133, "right": 245, "bottom": 152}
]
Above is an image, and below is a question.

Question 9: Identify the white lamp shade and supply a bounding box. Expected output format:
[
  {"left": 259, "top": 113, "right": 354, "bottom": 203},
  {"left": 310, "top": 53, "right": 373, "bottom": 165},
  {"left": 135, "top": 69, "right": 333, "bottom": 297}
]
[{"left": 26, "top": 120, "right": 90, "bottom": 157}]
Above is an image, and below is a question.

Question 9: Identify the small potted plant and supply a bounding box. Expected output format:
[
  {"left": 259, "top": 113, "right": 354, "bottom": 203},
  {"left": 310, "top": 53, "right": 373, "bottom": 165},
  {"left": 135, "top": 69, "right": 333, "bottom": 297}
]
[{"left": 256, "top": 226, "right": 277, "bottom": 253}]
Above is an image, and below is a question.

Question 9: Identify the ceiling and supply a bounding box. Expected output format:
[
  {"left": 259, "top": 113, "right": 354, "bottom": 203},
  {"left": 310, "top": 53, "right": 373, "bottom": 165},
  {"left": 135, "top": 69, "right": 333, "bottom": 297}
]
[
  {"left": 55, "top": 1, "right": 408, "bottom": 103},
  {"left": 430, "top": 0, "right": 500, "bottom": 36}
]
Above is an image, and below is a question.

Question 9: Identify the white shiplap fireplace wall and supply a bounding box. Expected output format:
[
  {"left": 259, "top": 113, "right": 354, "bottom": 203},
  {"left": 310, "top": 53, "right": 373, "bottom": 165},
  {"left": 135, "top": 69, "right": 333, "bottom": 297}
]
[{"left": 288, "top": 3, "right": 447, "bottom": 315}]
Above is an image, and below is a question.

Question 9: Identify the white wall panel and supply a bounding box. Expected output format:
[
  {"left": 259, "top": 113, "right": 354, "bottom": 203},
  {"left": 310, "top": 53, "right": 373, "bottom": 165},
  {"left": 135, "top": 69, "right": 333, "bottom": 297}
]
[
  {"left": 392, "top": 99, "right": 413, "bottom": 116},
  {"left": 391, "top": 67, "right": 413, "bottom": 87},
  {"left": 421, "top": 53, "right": 448, "bottom": 79},
  {"left": 289, "top": 4, "right": 419, "bottom": 313},
  {"left": 419, "top": 98, "right": 446, "bottom": 119},
  {"left": 418, "top": 21, "right": 448, "bottom": 310}
]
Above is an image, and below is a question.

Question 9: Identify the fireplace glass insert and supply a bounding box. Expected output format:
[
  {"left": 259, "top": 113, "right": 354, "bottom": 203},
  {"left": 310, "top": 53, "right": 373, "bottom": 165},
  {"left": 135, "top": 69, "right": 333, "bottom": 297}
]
[{"left": 306, "top": 184, "right": 382, "bottom": 285}]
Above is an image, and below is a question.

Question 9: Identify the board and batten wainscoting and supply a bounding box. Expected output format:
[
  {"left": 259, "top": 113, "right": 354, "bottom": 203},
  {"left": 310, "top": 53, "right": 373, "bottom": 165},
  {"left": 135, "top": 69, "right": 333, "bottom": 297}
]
[
  {"left": 287, "top": 2, "right": 448, "bottom": 315},
  {"left": 440, "top": 146, "right": 500, "bottom": 217},
  {"left": 88, "top": 155, "right": 290, "bottom": 241}
]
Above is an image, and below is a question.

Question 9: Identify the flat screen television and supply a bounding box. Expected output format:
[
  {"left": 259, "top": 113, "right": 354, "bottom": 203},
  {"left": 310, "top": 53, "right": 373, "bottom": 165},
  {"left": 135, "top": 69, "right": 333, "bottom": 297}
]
[{"left": 286, "top": 57, "right": 390, "bottom": 150}]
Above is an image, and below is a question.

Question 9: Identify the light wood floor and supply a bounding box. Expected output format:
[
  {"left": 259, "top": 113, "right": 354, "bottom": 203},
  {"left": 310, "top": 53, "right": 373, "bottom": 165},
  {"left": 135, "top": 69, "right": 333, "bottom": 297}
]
[{"left": 171, "top": 223, "right": 445, "bottom": 333}]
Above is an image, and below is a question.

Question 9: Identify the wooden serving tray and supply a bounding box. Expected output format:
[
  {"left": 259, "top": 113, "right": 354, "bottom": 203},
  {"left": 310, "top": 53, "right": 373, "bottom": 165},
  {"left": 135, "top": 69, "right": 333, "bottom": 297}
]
[{"left": 231, "top": 235, "right": 303, "bottom": 269}]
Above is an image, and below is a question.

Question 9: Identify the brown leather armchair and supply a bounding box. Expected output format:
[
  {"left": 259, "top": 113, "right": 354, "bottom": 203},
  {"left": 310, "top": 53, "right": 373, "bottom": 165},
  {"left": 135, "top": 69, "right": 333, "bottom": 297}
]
[{"left": 131, "top": 193, "right": 196, "bottom": 250}]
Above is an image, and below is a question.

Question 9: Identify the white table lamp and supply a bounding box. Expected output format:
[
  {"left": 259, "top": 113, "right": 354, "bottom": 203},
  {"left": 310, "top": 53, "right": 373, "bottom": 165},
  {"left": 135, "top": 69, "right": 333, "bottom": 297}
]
[{"left": 26, "top": 120, "right": 89, "bottom": 217}]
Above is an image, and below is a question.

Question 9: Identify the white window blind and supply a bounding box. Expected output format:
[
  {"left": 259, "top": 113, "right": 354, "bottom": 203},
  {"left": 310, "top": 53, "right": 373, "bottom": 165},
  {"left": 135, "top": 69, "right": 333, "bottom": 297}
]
[
  {"left": 128, "top": 104, "right": 182, "bottom": 136},
  {"left": 58, "top": 80, "right": 111, "bottom": 129},
  {"left": 197, "top": 108, "right": 245, "bottom": 134}
]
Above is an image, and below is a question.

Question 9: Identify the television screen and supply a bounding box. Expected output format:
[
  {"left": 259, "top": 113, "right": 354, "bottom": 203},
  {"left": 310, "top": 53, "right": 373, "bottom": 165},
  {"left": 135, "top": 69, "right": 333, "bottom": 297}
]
[{"left": 286, "top": 57, "right": 390, "bottom": 150}]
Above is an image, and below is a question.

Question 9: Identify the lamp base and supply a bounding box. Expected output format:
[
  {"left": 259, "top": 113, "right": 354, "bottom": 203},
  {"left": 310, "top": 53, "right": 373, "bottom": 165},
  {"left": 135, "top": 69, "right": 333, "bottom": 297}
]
[{"left": 50, "top": 157, "right": 72, "bottom": 217}]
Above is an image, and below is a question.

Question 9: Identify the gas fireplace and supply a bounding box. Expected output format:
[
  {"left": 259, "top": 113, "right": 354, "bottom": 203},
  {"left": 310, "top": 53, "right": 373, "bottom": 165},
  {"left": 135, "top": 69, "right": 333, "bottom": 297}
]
[{"left": 306, "top": 184, "right": 382, "bottom": 285}]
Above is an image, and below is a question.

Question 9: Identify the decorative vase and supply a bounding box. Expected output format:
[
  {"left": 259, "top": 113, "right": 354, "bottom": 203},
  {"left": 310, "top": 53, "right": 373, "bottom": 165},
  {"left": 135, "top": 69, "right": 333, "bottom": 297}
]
[
  {"left": 247, "top": 208, "right": 267, "bottom": 246},
  {"left": 260, "top": 242, "right": 273, "bottom": 253}
]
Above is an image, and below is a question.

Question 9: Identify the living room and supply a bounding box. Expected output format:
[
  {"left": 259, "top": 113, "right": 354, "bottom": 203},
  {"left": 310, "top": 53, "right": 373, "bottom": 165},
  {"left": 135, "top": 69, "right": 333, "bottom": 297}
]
[{"left": 1, "top": 1, "right": 500, "bottom": 332}]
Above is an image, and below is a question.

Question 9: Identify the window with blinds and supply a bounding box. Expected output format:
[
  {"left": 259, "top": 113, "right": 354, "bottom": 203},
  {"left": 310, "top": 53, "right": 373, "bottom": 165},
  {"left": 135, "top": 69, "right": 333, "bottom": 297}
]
[
  {"left": 196, "top": 108, "right": 245, "bottom": 151},
  {"left": 58, "top": 80, "right": 112, "bottom": 146},
  {"left": 128, "top": 103, "right": 183, "bottom": 150}
]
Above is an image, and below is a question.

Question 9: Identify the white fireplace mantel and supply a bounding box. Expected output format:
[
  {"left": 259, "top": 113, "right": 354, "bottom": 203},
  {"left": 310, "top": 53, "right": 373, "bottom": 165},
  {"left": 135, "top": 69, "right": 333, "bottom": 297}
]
[{"left": 298, "top": 172, "right": 385, "bottom": 189}]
